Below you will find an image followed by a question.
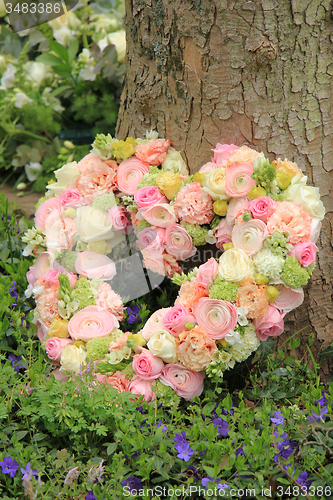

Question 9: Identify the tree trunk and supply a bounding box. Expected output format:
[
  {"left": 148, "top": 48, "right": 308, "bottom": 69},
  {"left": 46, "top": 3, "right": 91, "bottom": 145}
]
[{"left": 116, "top": 0, "right": 333, "bottom": 376}]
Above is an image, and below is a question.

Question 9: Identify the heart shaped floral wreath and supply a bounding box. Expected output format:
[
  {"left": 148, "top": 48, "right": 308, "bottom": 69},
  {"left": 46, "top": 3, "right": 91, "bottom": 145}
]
[{"left": 23, "top": 131, "right": 325, "bottom": 402}]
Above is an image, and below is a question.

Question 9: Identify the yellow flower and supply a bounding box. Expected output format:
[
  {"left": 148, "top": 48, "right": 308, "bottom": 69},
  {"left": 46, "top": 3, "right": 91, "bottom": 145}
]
[
  {"left": 48, "top": 318, "right": 69, "bottom": 338},
  {"left": 127, "top": 333, "right": 146, "bottom": 347},
  {"left": 213, "top": 200, "right": 228, "bottom": 216},
  {"left": 193, "top": 172, "right": 204, "bottom": 185},
  {"left": 265, "top": 285, "right": 280, "bottom": 303},
  {"left": 247, "top": 185, "right": 267, "bottom": 200},
  {"left": 156, "top": 171, "right": 182, "bottom": 200},
  {"left": 272, "top": 158, "right": 303, "bottom": 180},
  {"left": 275, "top": 170, "right": 291, "bottom": 190},
  {"left": 113, "top": 140, "right": 135, "bottom": 161}
]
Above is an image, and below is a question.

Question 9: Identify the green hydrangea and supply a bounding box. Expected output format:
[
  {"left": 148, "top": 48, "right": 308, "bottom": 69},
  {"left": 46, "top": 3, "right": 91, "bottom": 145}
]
[
  {"left": 92, "top": 193, "right": 117, "bottom": 211},
  {"left": 280, "top": 256, "right": 310, "bottom": 288},
  {"left": 252, "top": 156, "right": 277, "bottom": 194},
  {"left": 263, "top": 230, "right": 293, "bottom": 256},
  {"left": 137, "top": 220, "right": 152, "bottom": 232},
  {"left": 181, "top": 222, "right": 209, "bottom": 246},
  {"left": 137, "top": 166, "right": 161, "bottom": 188},
  {"left": 209, "top": 276, "right": 239, "bottom": 302},
  {"left": 210, "top": 215, "right": 222, "bottom": 232},
  {"left": 57, "top": 251, "right": 77, "bottom": 273},
  {"left": 86, "top": 336, "right": 112, "bottom": 361},
  {"left": 73, "top": 278, "right": 96, "bottom": 310}
]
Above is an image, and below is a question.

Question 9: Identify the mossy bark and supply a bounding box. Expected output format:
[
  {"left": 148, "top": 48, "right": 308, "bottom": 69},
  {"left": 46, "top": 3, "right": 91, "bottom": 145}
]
[{"left": 116, "top": 0, "right": 333, "bottom": 376}]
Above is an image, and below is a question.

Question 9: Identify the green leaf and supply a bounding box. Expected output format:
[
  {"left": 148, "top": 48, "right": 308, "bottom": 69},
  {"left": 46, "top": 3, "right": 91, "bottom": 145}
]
[
  {"left": 50, "top": 85, "right": 72, "bottom": 97},
  {"left": 320, "top": 344, "right": 333, "bottom": 358},
  {"left": 49, "top": 40, "right": 69, "bottom": 63},
  {"left": 53, "top": 65, "right": 73, "bottom": 80},
  {"left": 68, "top": 39, "right": 79, "bottom": 64},
  {"left": 107, "top": 443, "right": 117, "bottom": 455},
  {"left": 37, "top": 53, "right": 63, "bottom": 67},
  {"left": 257, "top": 338, "right": 275, "bottom": 360}
]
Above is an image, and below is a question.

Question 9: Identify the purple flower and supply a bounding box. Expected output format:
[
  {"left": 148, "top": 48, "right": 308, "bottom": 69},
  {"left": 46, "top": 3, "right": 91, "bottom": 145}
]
[
  {"left": 21, "top": 462, "right": 38, "bottom": 481},
  {"left": 201, "top": 476, "right": 216, "bottom": 487},
  {"left": 8, "top": 354, "right": 24, "bottom": 373},
  {"left": 135, "top": 406, "right": 145, "bottom": 414},
  {"left": 274, "top": 438, "right": 297, "bottom": 461},
  {"left": 176, "top": 442, "right": 194, "bottom": 462},
  {"left": 271, "top": 411, "right": 285, "bottom": 425},
  {"left": 308, "top": 406, "right": 329, "bottom": 423},
  {"left": 86, "top": 491, "right": 97, "bottom": 500},
  {"left": 9, "top": 281, "right": 18, "bottom": 304},
  {"left": 296, "top": 471, "right": 313, "bottom": 490},
  {"left": 273, "top": 429, "right": 288, "bottom": 439},
  {"left": 120, "top": 476, "right": 142, "bottom": 492},
  {"left": 154, "top": 420, "right": 167, "bottom": 431},
  {"left": 126, "top": 305, "right": 142, "bottom": 324},
  {"left": 0, "top": 456, "right": 19, "bottom": 477},
  {"left": 236, "top": 444, "right": 246, "bottom": 458},
  {"left": 317, "top": 392, "right": 328, "bottom": 407},
  {"left": 174, "top": 431, "right": 187, "bottom": 446},
  {"left": 211, "top": 417, "right": 229, "bottom": 437}
]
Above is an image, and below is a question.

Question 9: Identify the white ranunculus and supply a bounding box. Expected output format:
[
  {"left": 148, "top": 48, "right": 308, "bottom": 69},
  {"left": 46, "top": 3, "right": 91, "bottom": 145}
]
[
  {"left": 75, "top": 206, "right": 114, "bottom": 243},
  {"left": 202, "top": 167, "right": 230, "bottom": 201},
  {"left": 98, "top": 30, "right": 126, "bottom": 63},
  {"left": 59, "top": 345, "right": 87, "bottom": 374},
  {"left": 1, "top": 63, "right": 17, "bottom": 88},
  {"left": 47, "top": 161, "right": 80, "bottom": 196},
  {"left": 147, "top": 330, "right": 177, "bottom": 363},
  {"left": 284, "top": 175, "right": 325, "bottom": 221},
  {"left": 14, "top": 92, "right": 33, "bottom": 108},
  {"left": 218, "top": 248, "right": 251, "bottom": 283},
  {"left": 24, "top": 61, "right": 48, "bottom": 86},
  {"left": 25, "top": 162, "right": 42, "bottom": 182},
  {"left": 162, "top": 147, "right": 188, "bottom": 176}
]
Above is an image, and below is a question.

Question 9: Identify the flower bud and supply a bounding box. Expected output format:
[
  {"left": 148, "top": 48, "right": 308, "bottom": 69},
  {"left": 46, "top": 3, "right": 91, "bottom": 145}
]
[
  {"left": 73, "top": 340, "right": 86, "bottom": 348},
  {"left": 254, "top": 273, "right": 269, "bottom": 285},
  {"left": 127, "top": 333, "right": 146, "bottom": 347},
  {"left": 276, "top": 170, "right": 291, "bottom": 190},
  {"left": 248, "top": 185, "right": 266, "bottom": 200},
  {"left": 64, "top": 140, "right": 75, "bottom": 150},
  {"left": 242, "top": 211, "right": 251, "bottom": 222},
  {"left": 17, "top": 182, "right": 27, "bottom": 190},
  {"left": 62, "top": 207, "right": 77, "bottom": 219},
  {"left": 185, "top": 322, "right": 196, "bottom": 330},
  {"left": 223, "top": 242, "right": 234, "bottom": 251},
  {"left": 193, "top": 172, "right": 204, "bottom": 185},
  {"left": 265, "top": 285, "right": 280, "bottom": 302},
  {"left": 213, "top": 199, "right": 228, "bottom": 216}
]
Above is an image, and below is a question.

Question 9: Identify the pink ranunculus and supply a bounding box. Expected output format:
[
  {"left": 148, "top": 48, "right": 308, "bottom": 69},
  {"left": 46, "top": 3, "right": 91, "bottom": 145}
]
[
  {"left": 44, "top": 212, "right": 76, "bottom": 252},
  {"left": 134, "top": 186, "right": 168, "bottom": 209},
  {"left": 128, "top": 375, "right": 155, "bottom": 402},
  {"left": 253, "top": 306, "right": 285, "bottom": 341},
  {"left": 134, "top": 138, "right": 171, "bottom": 166},
  {"left": 75, "top": 251, "right": 116, "bottom": 280},
  {"left": 225, "top": 162, "right": 256, "bottom": 198},
  {"left": 199, "top": 162, "right": 217, "bottom": 174},
  {"left": 231, "top": 219, "right": 268, "bottom": 256},
  {"left": 117, "top": 157, "right": 150, "bottom": 195},
  {"left": 289, "top": 241, "right": 318, "bottom": 267},
  {"left": 226, "top": 196, "right": 250, "bottom": 226},
  {"left": 34, "top": 252, "right": 52, "bottom": 280},
  {"left": 68, "top": 305, "right": 119, "bottom": 341},
  {"left": 272, "top": 284, "right": 304, "bottom": 313},
  {"left": 174, "top": 181, "right": 215, "bottom": 225},
  {"left": 193, "top": 297, "right": 238, "bottom": 340},
  {"left": 59, "top": 188, "right": 91, "bottom": 208},
  {"left": 249, "top": 197, "right": 275, "bottom": 223},
  {"left": 108, "top": 205, "right": 130, "bottom": 233},
  {"left": 35, "top": 197, "right": 62, "bottom": 230},
  {"left": 159, "top": 363, "right": 204, "bottom": 400},
  {"left": 140, "top": 308, "right": 171, "bottom": 341},
  {"left": 141, "top": 203, "right": 177, "bottom": 228},
  {"left": 164, "top": 224, "right": 196, "bottom": 260},
  {"left": 137, "top": 227, "right": 165, "bottom": 252},
  {"left": 132, "top": 348, "right": 164, "bottom": 380},
  {"left": 195, "top": 258, "right": 219, "bottom": 287},
  {"left": 96, "top": 283, "right": 124, "bottom": 320},
  {"left": 212, "top": 143, "right": 239, "bottom": 164},
  {"left": 45, "top": 337, "right": 74, "bottom": 363},
  {"left": 162, "top": 304, "right": 196, "bottom": 336},
  {"left": 214, "top": 219, "right": 233, "bottom": 250}
]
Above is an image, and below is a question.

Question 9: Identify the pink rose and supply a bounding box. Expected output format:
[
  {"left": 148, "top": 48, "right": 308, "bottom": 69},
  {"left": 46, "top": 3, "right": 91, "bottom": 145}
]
[
  {"left": 96, "top": 283, "right": 124, "bottom": 320},
  {"left": 212, "top": 143, "right": 239, "bottom": 164},
  {"left": 214, "top": 219, "right": 233, "bottom": 250},
  {"left": 231, "top": 219, "right": 268, "bottom": 256},
  {"left": 108, "top": 205, "right": 130, "bottom": 233},
  {"left": 134, "top": 186, "right": 168, "bottom": 209},
  {"left": 45, "top": 269, "right": 77, "bottom": 289},
  {"left": 174, "top": 182, "right": 215, "bottom": 225},
  {"left": 117, "top": 157, "right": 150, "bottom": 195},
  {"left": 134, "top": 138, "right": 171, "bottom": 165},
  {"left": 226, "top": 196, "right": 250, "bottom": 226},
  {"left": 59, "top": 188, "right": 91, "bottom": 208},
  {"left": 164, "top": 224, "right": 196, "bottom": 260},
  {"left": 159, "top": 363, "right": 204, "bottom": 400},
  {"left": 75, "top": 252, "right": 116, "bottom": 280},
  {"left": 249, "top": 197, "right": 275, "bottom": 223},
  {"left": 35, "top": 197, "right": 62, "bottom": 230},
  {"left": 196, "top": 258, "right": 219, "bottom": 287},
  {"left": 140, "top": 308, "right": 171, "bottom": 341},
  {"left": 68, "top": 305, "right": 119, "bottom": 341},
  {"left": 253, "top": 306, "right": 285, "bottom": 341},
  {"left": 128, "top": 375, "right": 155, "bottom": 402},
  {"left": 141, "top": 204, "right": 177, "bottom": 228},
  {"left": 45, "top": 337, "right": 74, "bottom": 363},
  {"left": 289, "top": 242, "right": 318, "bottom": 267},
  {"left": 162, "top": 304, "right": 196, "bottom": 336},
  {"left": 225, "top": 162, "right": 256, "bottom": 198},
  {"left": 137, "top": 227, "right": 165, "bottom": 252},
  {"left": 199, "top": 162, "right": 217, "bottom": 174},
  {"left": 193, "top": 297, "right": 238, "bottom": 340},
  {"left": 132, "top": 348, "right": 164, "bottom": 380}
]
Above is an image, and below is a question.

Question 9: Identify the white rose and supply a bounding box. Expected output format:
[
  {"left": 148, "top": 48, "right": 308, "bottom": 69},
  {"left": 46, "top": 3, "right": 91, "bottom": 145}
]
[
  {"left": 218, "top": 248, "right": 250, "bottom": 283},
  {"left": 47, "top": 161, "right": 80, "bottom": 196},
  {"left": 202, "top": 167, "right": 230, "bottom": 201},
  {"left": 14, "top": 92, "right": 32, "bottom": 108},
  {"left": 147, "top": 330, "right": 177, "bottom": 363},
  {"left": 284, "top": 175, "right": 325, "bottom": 220},
  {"left": 0, "top": 63, "right": 17, "bottom": 88},
  {"left": 162, "top": 147, "right": 188, "bottom": 176},
  {"left": 59, "top": 345, "right": 87, "bottom": 374},
  {"left": 98, "top": 30, "right": 126, "bottom": 63},
  {"left": 25, "top": 162, "right": 42, "bottom": 181},
  {"left": 24, "top": 61, "right": 48, "bottom": 86},
  {"left": 75, "top": 206, "right": 114, "bottom": 243}
]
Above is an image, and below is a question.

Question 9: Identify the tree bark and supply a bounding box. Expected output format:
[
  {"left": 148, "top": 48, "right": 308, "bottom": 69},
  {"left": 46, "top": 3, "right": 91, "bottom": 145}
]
[{"left": 116, "top": 0, "right": 333, "bottom": 375}]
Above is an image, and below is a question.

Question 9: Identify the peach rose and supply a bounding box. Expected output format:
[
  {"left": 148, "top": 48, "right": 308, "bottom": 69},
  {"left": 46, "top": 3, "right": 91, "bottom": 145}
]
[
  {"left": 289, "top": 241, "right": 318, "bottom": 267},
  {"left": 45, "top": 337, "right": 74, "bottom": 363},
  {"left": 132, "top": 348, "right": 164, "bottom": 380},
  {"left": 253, "top": 306, "right": 285, "bottom": 341},
  {"left": 164, "top": 224, "right": 196, "bottom": 260},
  {"left": 231, "top": 219, "right": 268, "bottom": 256},
  {"left": 75, "top": 251, "right": 116, "bottom": 280},
  {"left": 95, "top": 371, "right": 129, "bottom": 393},
  {"left": 76, "top": 154, "right": 118, "bottom": 197},
  {"left": 140, "top": 308, "right": 171, "bottom": 341},
  {"left": 214, "top": 219, "right": 233, "bottom": 250},
  {"left": 141, "top": 203, "right": 177, "bottom": 228},
  {"left": 193, "top": 297, "right": 238, "bottom": 340},
  {"left": 225, "top": 162, "right": 256, "bottom": 198},
  {"left": 128, "top": 375, "right": 155, "bottom": 402},
  {"left": 117, "top": 157, "right": 150, "bottom": 195},
  {"left": 134, "top": 186, "right": 168, "bottom": 209},
  {"left": 195, "top": 258, "right": 219, "bottom": 287},
  {"left": 177, "top": 326, "right": 217, "bottom": 371},
  {"left": 159, "top": 363, "right": 204, "bottom": 400},
  {"left": 96, "top": 283, "right": 124, "bottom": 320},
  {"left": 249, "top": 197, "right": 275, "bottom": 223},
  {"left": 134, "top": 138, "right": 170, "bottom": 165},
  {"left": 68, "top": 305, "right": 119, "bottom": 341},
  {"left": 266, "top": 201, "right": 312, "bottom": 244},
  {"left": 163, "top": 304, "right": 196, "bottom": 336},
  {"left": 175, "top": 281, "right": 209, "bottom": 312},
  {"left": 212, "top": 143, "right": 239, "bottom": 164},
  {"left": 35, "top": 197, "right": 62, "bottom": 230},
  {"left": 174, "top": 181, "right": 215, "bottom": 225}
]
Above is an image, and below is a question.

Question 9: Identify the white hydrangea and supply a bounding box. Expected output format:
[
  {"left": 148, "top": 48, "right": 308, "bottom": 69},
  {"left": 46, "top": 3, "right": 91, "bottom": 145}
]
[
  {"left": 253, "top": 247, "right": 285, "bottom": 280},
  {"left": 229, "top": 323, "right": 260, "bottom": 363}
]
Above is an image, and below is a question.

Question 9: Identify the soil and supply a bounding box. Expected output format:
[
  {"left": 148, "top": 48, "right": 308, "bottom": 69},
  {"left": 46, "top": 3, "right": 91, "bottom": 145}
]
[{"left": 0, "top": 185, "right": 41, "bottom": 219}]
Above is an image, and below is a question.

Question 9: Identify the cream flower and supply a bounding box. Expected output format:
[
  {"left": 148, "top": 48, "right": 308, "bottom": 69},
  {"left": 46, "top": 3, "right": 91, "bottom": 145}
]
[
  {"left": 202, "top": 167, "right": 230, "bottom": 200},
  {"left": 47, "top": 161, "right": 80, "bottom": 196},
  {"left": 98, "top": 30, "right": 126, "bottom": 63},
  {"left": 75, "top": 206, "right": 113, "bottom": 243},
  {"left": 218, "top": 248, "right": 250, "bottom": 283},
  {"left": 59, "top": 345, "right": 87, "bottom": 375},
  {"left": 162, "top": 147, "right": 188, "bottom": 176},
  {"left": 231, "top": 219, "right": 268, "bottom": 256},
  {"left": 284, "top": 175, "right": 325, "bottom": 220},
  {"left": 147, "top": 330, "right": 177, "bottom": 363}
]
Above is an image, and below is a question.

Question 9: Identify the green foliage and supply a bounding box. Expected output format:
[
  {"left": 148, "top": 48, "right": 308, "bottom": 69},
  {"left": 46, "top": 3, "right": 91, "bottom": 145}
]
[
  {"left": 70, "top": 89, "right": 119, "bottom": 136},
  {"left": 19, "top": 103, "right": 61, "bottom": 136}
]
